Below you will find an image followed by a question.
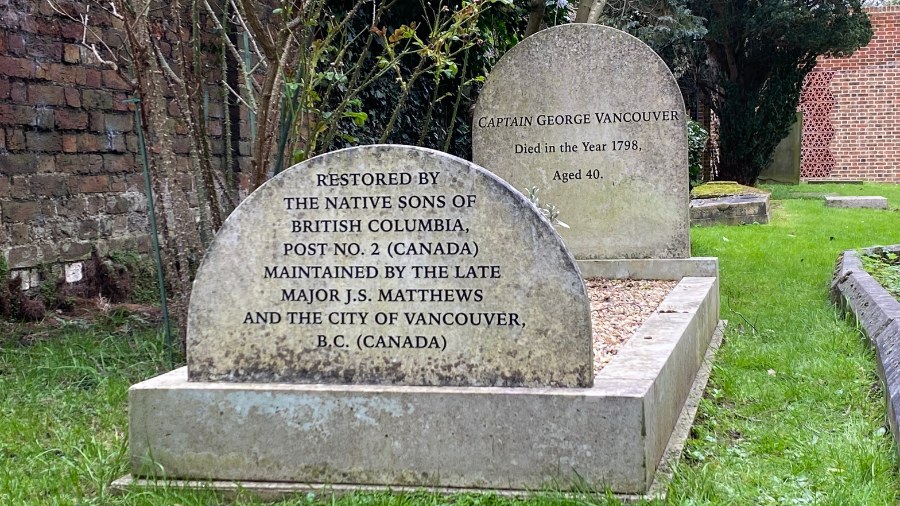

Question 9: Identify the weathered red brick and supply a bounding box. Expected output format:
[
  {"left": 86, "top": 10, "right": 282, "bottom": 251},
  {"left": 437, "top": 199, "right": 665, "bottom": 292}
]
[
  {"left": 26, "top": 131, "right": 61, "bottom": 152},
  {"left": 64, "top": 87, "right": 81, "bottom": 107},
  {"left": 56, "top": 109, "right": 88, "bottom": 130},
  {"left": 103, "top": 154, "right": 136, "bottom": 173},
  {"left": 85, "top": 69, "right": 102, "bottom": 88},
  {"left": 76, "top": 174, "right": 109, "bottom": 193},
  {"left": 2, "top": 201, "right": 42, "bottom": 223},
  {"left": 89, "top": 111, "right": 104, "bottom": 131},
  {"left": 9, "top": 80, "right": 27, "bottom": 103},
  {"left": 6, "top": 129, "right": 25, "bottom": 150},
  {"left": 6, "top": 33, "right": 25, "bottom": 55},
  {"left": 63, "top": 43, "right": 80, "bottom": 63},
  {"left": 0, "top": 56, "right": 34, "bottom": 78},
  {"left": 82, "top": 89, "right": 114, "bottom": 110},
  {"left": 0, "top": 176, "right": 9, "bottom": 198},
  {"left": 108, "top": 133, "right": 127, "bottom": 152},
  {"left": 0, "top": 153, "right": 38, "bottom": 175},
  {"left": 112, "top": 94, "right": 130, "bottom": 112},
  {"left": 104, "top": 112, "right": 132, "bottom": 132},
  {"left": 102, "top": 70, "right": 132, "bottom": 91},
  {"left": 0, "top": 78, "right": 9, "bottom": 100},
  {"left": 26, "top": 40, "right": 62, "bottom": 61},
  {"left": 76, "top": 133, "right": 106, "bottom": 152},
  {"left": 46, "top": 63, "right": 85, "bottom": 85},
  {"left": 56, "top": 154, "right": 103, "bottom": 174},
  {"left": 109, "top": 174, "right": 127, "bottom": 192},
  {"left": 9, "top": 176, "right": 28, "bottom": 199},
  {"left": 61, "top": 134, "right": 77, "bottom": 152},
  {"left": 28, "top": 84, "right": 65, "bottom": 106},
  {"left": 9, "top": 83, "right": 28, "bottom": 104},
  {"left": 30, "top": 174, "right": 68, "bottom": 197}
]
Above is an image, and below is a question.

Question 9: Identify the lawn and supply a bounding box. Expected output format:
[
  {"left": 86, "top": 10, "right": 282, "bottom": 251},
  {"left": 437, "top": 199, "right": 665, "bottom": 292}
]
[{"left": 1, "top": 182, "right": 899, "bottom": 505}]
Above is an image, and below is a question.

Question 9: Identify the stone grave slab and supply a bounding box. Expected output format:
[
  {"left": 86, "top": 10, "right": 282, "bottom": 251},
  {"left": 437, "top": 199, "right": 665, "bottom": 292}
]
[
  {"left": 690, "top": 194, "right": 771, "bottom": 226},
  {"left": 187, "top": 145, "right": 592, "bottom": 387},
  {"left": 472, "top": 24, "right": 689, "bottom": 260},
  {"left": 824, "top": 196, "right": 889, "bottom": 209}
]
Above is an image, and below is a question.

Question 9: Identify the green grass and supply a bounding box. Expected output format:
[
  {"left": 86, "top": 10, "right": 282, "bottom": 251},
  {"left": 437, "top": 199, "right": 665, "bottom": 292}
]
[
  {"left": 2, "top": 182, "right": 900, "bottom": 505},
  {"left": 669, "top": 183, "right": 900, "bottom": 504},
  {"left": 861, "top": 251, "right": 900, "bottom": 299}
]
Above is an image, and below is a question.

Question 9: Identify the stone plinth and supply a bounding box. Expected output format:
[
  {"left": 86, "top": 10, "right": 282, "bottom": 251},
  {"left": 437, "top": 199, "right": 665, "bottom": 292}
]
[{"left": 129, "top": 274, "right": 719, "bottom": 495}]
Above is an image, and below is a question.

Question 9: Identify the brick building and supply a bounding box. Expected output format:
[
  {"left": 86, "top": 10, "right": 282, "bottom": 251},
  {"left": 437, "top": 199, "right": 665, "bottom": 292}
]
[{"left": 801, "top": 6, "right": 900, "bottom": 182}]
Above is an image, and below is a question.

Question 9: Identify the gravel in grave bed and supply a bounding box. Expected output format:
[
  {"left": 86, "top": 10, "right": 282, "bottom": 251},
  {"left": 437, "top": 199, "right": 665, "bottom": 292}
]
[{"left": 586, "top": 278, "right": 678, "bottom": 376}]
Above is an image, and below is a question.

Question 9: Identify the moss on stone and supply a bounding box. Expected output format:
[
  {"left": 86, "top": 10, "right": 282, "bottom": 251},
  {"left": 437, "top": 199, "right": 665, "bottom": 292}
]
[{"left": 690, "top": 181, "right": 770, "bottom": 199}]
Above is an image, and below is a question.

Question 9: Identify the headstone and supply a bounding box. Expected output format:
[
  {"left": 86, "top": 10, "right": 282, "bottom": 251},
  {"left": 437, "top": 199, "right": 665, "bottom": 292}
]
[
  {"left": 473, "top": 24, "right": 689, "bottom": 260},
  {"left": 759, "top": 112, "right": 801, "bottom": 184},
  {"left": 187, "top": 145, "right": 592, "bottom": 388}
]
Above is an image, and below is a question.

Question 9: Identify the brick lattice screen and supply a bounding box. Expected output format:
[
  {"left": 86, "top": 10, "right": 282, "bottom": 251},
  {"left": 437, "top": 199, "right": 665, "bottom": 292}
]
[{"left": 801, "top": 6, "right": 900, "bottom": 182}]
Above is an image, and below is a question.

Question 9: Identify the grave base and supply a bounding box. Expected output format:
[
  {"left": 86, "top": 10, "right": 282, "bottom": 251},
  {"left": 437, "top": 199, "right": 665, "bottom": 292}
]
[
  {"left": 690, "top": 194, "right": 770, "bottom": 226},
  {"left": 121, "top": 276, "right": 718, "bottom": 497}
]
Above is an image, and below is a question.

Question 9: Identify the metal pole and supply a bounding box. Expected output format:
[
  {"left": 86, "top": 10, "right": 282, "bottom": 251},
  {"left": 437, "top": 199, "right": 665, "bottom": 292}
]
[{"left": 126, "top": 97, "right": 174, "bottom": 367}]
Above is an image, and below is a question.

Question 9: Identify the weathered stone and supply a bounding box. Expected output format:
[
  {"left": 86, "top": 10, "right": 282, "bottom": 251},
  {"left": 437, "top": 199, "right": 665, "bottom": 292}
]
[
  {"left": 577, "top": 257, "right": 718, "bottom": 280},
  {"left": 130, "top": 275, "right": 720, "bottom": 494},
  {"left": 690, "top": 194, "right": 770, "bottom": 226},
  {"left": 187, "top": 145, "right": 592, "bottom": 387},
  {"left": 759, "top": 112, "right": 801, "bottom": 184},
  {"left": 832, "top": 246, "right": 900, "bottom": 458},
  {"left": 472, "top": 24, "right": 689, "bottom": 260},
  {"left": 824, "top": 196, "right": 889, "bottom": 209}
]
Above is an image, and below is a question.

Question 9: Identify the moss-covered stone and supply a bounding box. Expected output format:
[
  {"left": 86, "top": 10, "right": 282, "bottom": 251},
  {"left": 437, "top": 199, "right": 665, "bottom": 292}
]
[{"left": 690, "top": 181, "right": 770, "bottom": 199}]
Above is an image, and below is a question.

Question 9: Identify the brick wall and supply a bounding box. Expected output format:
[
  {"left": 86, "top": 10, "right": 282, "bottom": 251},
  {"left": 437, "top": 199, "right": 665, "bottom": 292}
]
[
  {"left": 0, "top": 1, "right": 245, "bottom": 283},
  {"left": 800, "top": 6, "right": 900, "bottom": 182},
  {"left": 0, "top": 1, "right": 150, "bottom": 278}
]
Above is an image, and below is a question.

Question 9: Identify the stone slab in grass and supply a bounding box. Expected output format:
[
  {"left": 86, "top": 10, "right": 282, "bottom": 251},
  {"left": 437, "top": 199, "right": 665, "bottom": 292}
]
[
  {"left": 824, "top": 196, "right": 889, "bottom": 209},
  {"left": 690, "top": 194, "right": 770, "bottom": 226},
  {"left": 809, "top": 179, "right": 864, "bottom": 184}
]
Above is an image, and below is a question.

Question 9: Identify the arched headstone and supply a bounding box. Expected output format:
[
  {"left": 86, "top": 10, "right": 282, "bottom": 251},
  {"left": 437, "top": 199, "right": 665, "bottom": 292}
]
[
  {"left": 473, "top": 25, "right": 690, "bottom": 259},
  {"left": 187, "top": 145, "right": 592, "bottom": 387}
]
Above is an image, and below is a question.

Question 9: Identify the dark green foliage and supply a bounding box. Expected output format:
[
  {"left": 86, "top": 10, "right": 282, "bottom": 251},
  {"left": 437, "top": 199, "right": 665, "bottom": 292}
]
[
  {"left": 308, "top": 0, "right": 530, "bottom": 160},
  {"left": 688, "top": 0, "right": 873, "bottom": 185}
]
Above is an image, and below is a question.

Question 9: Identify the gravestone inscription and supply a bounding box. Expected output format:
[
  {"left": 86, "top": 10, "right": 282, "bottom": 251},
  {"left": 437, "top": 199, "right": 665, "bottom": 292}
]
[
  {"left": 187, "top": 145, "right": 592, "bottom": 387},
  {"left": 473, "top": 24, "right": 690, "bottom": 260}
]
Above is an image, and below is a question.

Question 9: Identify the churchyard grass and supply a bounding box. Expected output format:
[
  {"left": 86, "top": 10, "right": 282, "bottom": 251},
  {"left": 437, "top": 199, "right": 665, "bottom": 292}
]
[
  {"left": 2, "top": 182, "right": 899, "bottom": 505},
  {"left": 669, "top": 183, "right": 900, "bottom": 504}
]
